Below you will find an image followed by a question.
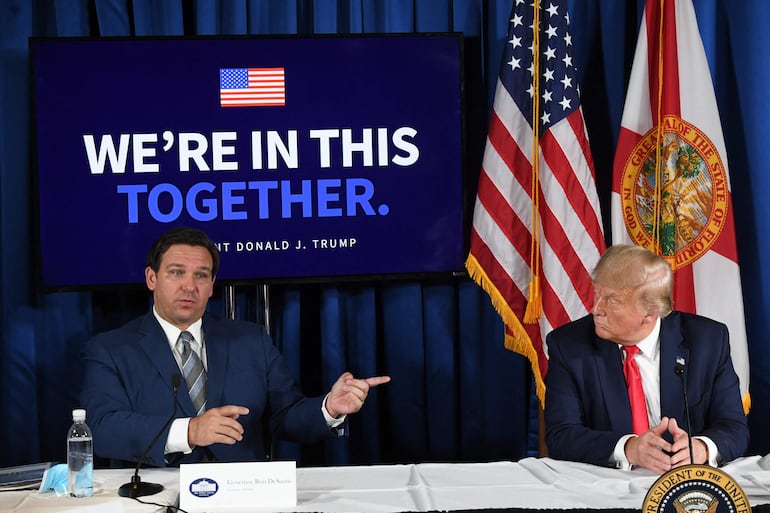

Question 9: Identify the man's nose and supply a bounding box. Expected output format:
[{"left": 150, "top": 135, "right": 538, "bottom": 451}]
[{"left": 181, "top": 275, "right": 196, "bottom": 290}]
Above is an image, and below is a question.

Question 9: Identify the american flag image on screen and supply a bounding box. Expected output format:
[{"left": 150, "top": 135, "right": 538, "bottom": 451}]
[{"left": 219, "top": 67, "right": 285, "bottom": 107}]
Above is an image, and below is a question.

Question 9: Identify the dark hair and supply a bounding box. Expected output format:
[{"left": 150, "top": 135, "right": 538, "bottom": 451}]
[{"left": 145, "top": 227, "right": 220, "bottom": 277}]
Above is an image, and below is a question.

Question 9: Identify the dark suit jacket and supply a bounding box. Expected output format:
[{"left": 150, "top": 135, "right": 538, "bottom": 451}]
[
  {"left": 81, "top": 311, "right": 340, "bottom": 466},
  {"left": 544, "top": 312, "right": 748, "bottom": 467}
]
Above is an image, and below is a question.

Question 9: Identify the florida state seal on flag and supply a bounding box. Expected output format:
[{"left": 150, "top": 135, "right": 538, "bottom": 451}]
[{"left": 611, "top": 0, "right": 750, "bottom": 412}]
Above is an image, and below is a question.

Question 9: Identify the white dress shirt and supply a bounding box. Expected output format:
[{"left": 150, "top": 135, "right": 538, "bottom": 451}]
[
  {"left": 150, "top": 308, "right": 344, "bottom": 457},
  {"left": 611, "top": 317, "right": 718, "bottom": 469}
]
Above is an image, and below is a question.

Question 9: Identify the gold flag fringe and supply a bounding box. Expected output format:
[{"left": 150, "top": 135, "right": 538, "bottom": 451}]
[{"left": 466, "top": 254, "right": 546, "bottom": 408}]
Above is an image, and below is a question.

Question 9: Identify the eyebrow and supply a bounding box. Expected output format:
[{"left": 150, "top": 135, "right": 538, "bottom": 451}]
[
  {"left": 164, "top": 263, "right": 212, "bottom": 274},
  {"left": 594, "top": 289, "right": 626, "bottom": 301}
]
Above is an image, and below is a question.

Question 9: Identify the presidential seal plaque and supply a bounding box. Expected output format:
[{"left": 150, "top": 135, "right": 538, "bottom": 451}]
[{"left": 642, "top": 464, "right": 751, "bottom": 513}]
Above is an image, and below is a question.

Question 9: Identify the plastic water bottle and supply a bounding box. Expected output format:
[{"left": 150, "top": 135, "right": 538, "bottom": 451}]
[{"left": 67, "top": 408, "right": 93, "bottom": 497}]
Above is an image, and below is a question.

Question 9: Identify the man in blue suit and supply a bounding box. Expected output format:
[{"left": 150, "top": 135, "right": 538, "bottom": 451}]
[
  {"left": 81, "top": 227, "right": 390, "bottom": 466},
  {"left": 544, "top": 244, "right": 748, "bottom": 474}
]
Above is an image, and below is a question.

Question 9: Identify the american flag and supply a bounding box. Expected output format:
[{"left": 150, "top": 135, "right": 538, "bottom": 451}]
[
  {"left": 466, "top": 0, "right": 605, "bottom": 406},
  {"left": 219, "top": 67, "right": 286, "bottom": 107}
]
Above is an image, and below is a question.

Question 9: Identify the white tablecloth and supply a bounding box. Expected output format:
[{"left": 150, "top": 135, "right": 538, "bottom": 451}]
[
  {"left": 4, "top": 455, "right": 770, "bottom": 512},
  {"left": 0, "top": 467, "right": 178, "bottom": 512}
]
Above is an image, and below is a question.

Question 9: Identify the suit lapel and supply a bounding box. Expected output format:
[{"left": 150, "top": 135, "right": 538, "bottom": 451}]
[
  {"left": 593, "top": 335, "right": 634, "bottom": 433},
  {"left": 201, "top": 315, "right": 228, "bottom": 409},
  {"left": 659, "top": 313, "right": 688, "bottom": 421},
  {"left": 137, "top": 312, "right": 197, "bottom": 417}
]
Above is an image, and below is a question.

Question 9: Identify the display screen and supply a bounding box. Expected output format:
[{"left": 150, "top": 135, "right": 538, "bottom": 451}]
[{"left": 30, "top": 34, "right": 465, "bottom": 289}]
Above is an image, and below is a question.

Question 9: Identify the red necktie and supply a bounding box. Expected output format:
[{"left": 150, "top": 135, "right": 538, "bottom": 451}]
[{"left": 623, "top": 345, "right": 649, "bottom": 435}]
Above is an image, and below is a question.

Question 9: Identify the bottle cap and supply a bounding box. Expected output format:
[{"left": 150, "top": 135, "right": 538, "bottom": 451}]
[{"left": 72, "top": 408, "right": 86, "bottom": 422}]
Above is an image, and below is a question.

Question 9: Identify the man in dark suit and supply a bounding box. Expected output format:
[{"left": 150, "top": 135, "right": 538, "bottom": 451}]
[
  {"left": 544, "top": 244, "right": 748, "bottom": 474},
  {"left": 81, "top": 227, "right": 390, "bottom": 466}
]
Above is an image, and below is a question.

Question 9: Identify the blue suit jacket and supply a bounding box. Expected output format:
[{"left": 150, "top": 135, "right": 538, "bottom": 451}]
[
  {"left": 544, "top": 312, "right": 748, "bottom": 466},
  {"left": 81, "top": 312, "right": 339, "bottom": 466}
]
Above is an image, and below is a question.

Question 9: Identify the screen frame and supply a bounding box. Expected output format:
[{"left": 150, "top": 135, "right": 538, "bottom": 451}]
[{"left": 29, "top": 33, "right": 470, "bottom": 292}]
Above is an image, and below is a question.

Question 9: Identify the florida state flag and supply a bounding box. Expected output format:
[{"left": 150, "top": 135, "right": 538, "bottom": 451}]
[{"left": 611, "top": 0, "right": 749, "bottom": 410}]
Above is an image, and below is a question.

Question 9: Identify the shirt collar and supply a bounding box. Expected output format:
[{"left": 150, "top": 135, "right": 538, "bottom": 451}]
[{"left": 152, "top": 306, "right": 203, "bottom": 349}]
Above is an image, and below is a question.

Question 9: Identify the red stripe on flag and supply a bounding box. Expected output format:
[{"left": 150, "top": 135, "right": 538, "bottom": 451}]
[
  {"left": 660, "top": 0, "right": 681, "bottom": 118},
  {"left": 612, "top": 127, "right": 642, "bottom": 195},
  {"left": 673, "top": 265, "right": 696, "bottom": 313},
  {"left": 710, "top": 196, "right": 739, "bottom": 261}
]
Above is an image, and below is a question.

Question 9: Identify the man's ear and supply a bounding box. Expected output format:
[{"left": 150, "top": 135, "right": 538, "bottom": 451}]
[
  {"left": 643, "top": 309, "right": 660, "bottom": 324},
  {"left": 145, "top": 266, "right": 156, "bottom": 291}
]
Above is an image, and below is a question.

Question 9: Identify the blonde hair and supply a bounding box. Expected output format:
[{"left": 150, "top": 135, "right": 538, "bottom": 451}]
[{"left": 592, "top": 244, "right": 673, "bottom": 317}]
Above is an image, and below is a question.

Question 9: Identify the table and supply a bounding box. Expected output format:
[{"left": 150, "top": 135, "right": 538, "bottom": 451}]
[
  {"left": 0, "top": 467, "right": 178, "bottom": 512},
  {"left": 4, "top": 455, "right": 770, "bottom": 513}
]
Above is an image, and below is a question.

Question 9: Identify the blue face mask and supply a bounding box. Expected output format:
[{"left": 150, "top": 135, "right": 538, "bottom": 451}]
[{"left": 38, "top": 464, "right": 69, "bottom": 496}]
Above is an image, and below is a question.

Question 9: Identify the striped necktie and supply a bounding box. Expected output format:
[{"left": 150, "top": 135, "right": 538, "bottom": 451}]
[{"left": 177, "top": 330, "right": 207, "bottom": 416}]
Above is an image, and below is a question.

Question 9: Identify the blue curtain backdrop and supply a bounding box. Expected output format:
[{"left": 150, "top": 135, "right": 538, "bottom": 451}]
[{"left": 2, "top": 0, "right": 770, "bottom": 468}]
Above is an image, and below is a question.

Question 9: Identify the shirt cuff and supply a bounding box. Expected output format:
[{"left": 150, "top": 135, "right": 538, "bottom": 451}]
[
  {"left": 165, "top": 417, "right": 193, "bottom": 455},
  {"left": 694, "top": 435, "right": 720, "bottom": 466},
  {"left": 611, "top": 434, "right": 635, "bottom": 470},
  {"left": 322, "top": 393, "right": 346, "bottom": 428}
]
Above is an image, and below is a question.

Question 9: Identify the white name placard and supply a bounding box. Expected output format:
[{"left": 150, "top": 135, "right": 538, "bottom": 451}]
[{"left": 179, "top": 461, "right": 296, "bottom": 512}]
